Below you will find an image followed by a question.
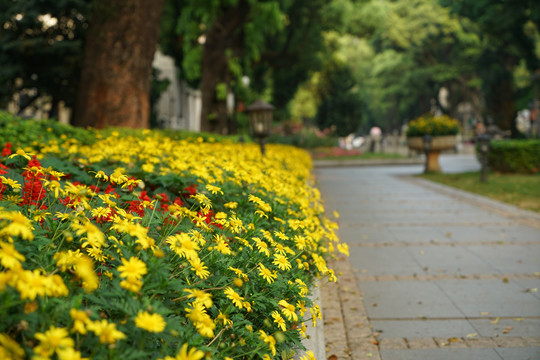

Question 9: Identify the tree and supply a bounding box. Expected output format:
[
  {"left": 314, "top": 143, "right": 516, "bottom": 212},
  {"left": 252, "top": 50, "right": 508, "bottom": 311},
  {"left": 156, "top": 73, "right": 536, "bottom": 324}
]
[
  {"left": 160, "top": 0, "right": 332, "bottom": 133},
  {"left": 0, "top": 0, "right": 90, "bottom": 115},
  {"left": 72, "top": 0, "right": 165, "bottom": 128},
  {"left": 440, "top": 0, "right": 540, "bottom": 134}
]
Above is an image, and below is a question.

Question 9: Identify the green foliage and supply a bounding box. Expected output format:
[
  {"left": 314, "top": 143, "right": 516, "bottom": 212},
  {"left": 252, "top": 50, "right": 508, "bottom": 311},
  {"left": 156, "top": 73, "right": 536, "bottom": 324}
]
[
  {"left": 0, "top": 111, "right": 97, "bottom": 149},
  {"left": 0, "top": 0, "right": 91, "bottom": 110},
  {"left": 483, "top": 139, "right": 540, "bottom": 174},
  {"left": 268, "top": 128, "right": 338, "bottom": 149}
]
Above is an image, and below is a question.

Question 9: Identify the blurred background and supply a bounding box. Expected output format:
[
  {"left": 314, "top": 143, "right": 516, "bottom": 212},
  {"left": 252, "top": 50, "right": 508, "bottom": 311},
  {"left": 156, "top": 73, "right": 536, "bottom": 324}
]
[{"left": 1, "top": 0, "right": 539, "bottom": 148}]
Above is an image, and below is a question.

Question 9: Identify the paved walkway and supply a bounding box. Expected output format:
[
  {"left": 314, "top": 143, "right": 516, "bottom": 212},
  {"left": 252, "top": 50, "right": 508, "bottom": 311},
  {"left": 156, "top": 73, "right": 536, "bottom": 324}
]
[{"left": 314, "top": 154, "right": 540, "bottom": 360}]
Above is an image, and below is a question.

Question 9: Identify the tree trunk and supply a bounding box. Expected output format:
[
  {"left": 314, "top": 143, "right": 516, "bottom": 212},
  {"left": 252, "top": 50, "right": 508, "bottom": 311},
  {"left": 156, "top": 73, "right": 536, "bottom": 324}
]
[
  {"left": 73, "top": 0, "right": 164, "bottom": 129},
  {"left": 199, "top": 2, "right": 250, "bottom": 134},
  {"left": 487, "top": 74, "right": 516, "bottom": 135}
]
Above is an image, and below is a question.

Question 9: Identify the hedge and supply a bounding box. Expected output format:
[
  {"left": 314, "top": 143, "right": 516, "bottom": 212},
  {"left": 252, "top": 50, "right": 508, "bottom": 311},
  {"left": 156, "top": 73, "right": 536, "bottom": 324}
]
[{"left": 482, "top": 139, "right": 540, "bottom": 174}]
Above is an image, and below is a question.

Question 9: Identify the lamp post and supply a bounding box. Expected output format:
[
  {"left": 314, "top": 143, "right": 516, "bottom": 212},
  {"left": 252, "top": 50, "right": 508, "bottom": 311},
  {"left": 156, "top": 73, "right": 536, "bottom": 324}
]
[
  {"left": 477, "top": 133, "right": 491, "bottom": 182},
  {"left": 423, "top": 134, "right": 432, "bottom": 173},
  {"left": 246, "top": 99, "right": 274, "bottom": 156}
]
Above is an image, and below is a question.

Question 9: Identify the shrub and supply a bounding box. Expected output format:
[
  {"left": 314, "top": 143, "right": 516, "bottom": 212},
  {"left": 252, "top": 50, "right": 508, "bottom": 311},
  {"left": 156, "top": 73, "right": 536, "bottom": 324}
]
[
  {"left": 0, "top": 125, "right": 345, "bottom": 359},
  {"left": 406, "top": 114, "right": 460, "bottom": 137},
  {"left": 268, "top": 128, "right": 338, "bottom": 149},
  {"left": 483, "top": 139, "right": 540, "bottom": 174},
  {"left": 0, "top": 111, "right": 97, "bottom": 149}
]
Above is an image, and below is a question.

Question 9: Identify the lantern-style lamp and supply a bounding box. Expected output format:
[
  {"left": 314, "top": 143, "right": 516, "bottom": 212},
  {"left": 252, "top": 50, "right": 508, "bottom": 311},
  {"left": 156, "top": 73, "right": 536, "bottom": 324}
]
[
  {"left": 477, "top": 133, "right": 491, "bottom": 182},
  {"left": 246, "top": 99, "right": 274, "bottom": 155}
]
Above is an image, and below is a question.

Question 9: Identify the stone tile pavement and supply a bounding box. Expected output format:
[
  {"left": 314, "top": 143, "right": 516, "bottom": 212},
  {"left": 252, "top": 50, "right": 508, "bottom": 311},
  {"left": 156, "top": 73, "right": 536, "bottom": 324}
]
[{"left": 314, "top": 156, "right": 540, "bottom": 360}]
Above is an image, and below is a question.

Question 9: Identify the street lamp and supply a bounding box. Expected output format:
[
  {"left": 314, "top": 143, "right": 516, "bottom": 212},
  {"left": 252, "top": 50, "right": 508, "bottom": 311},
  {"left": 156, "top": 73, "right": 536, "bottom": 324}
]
[
  {"left": 246, "top": 99, "right": 274, "bottom": 155},
  {"left": 423, "top": 134, "right": 432, "bottom": 173},
  {"left": 477, "top": 133, "right": 491, "bottom": 182}
]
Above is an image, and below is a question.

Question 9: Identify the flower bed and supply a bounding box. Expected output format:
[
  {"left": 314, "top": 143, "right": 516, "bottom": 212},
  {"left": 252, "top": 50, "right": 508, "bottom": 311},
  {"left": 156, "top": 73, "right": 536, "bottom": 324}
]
[
  {"left": 406, "top": 114, "right": 460, "bottom": 138},
  {"left": 0, "top": 126, "right": 346, "bottom": 359}
]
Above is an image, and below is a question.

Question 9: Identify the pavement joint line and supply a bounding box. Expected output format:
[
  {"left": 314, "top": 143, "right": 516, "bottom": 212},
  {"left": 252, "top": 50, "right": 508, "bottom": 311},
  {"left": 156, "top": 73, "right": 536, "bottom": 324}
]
[
  {"left": 354, "top": 273, "right": 540, "bottom": 282},
  {"left": 348, "top": 240, "right": 540, "bottom": 247},
  {"left": 367, "top": 316, "right": 540, "bottom": 321},
  {"left": 401, "top": 175, "right": 540, "bottom": 230},
  {"left": 340, "top": 221, "right": 517, "bottom": 227},
  {"left": 377, "top": 336, "right": 540, "bottom": 350}
]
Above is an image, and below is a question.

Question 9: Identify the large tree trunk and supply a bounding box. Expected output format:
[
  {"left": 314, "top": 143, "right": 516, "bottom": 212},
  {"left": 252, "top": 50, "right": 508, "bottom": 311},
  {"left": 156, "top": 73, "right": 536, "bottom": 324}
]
[
  {"left": 199, "top": 2, "right": 250, "bottom": 134},
  {"left": 487, "top": 74, "right": 516, "bottom": 135},
  {"left": 73, "top": 0, "right": 164, "bottom": 129}
]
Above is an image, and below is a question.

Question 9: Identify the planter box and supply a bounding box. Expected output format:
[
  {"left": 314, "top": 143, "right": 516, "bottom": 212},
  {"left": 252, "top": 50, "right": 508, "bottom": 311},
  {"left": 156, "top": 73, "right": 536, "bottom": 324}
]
[{"left": 407, "top": 135, "right": 457, "bottom": 152}]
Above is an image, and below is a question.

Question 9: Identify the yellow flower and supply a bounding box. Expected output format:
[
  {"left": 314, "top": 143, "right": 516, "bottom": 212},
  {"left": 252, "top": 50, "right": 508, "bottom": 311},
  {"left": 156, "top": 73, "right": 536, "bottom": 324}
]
[
  {"left": 34, "top": 326, "right": 74, "bottom": 357},
  {"left": 163, "top": 343, "right": 204, "bottom": 360},
  {"left": 87, "top": 319, "right": 126, "bottom": 344},
  {"left": 9, "top": 148, "right": 33, "bottom": 160},
  {"left": 258, "top": 263, "right": 277, "bottom": 284},
  {"left": 224, "top": 286, "right": 244, "bottom": 309},
  {"left": 166, "top": 233, "right": 200, "bottom": 260},
  {"left": 272, "top": 254, "right": 292, "bottom": 271},
  {"left": 0, "top": 176, "right": 21, "bottom": 190},
  {"left": 15, "top": 269, "right": 47, "bottom": 300},
  {"left": 216, "top": 311, "right": 233, "bottom": 326},
  {"left": 0, "top": 333, "right": 25, "bottom": 360},
  {"left": 214, "top": 234, "right": 232, "bottom": 255},
  {"left": 57, "top": 347, "right": 89, "bottom": 360},
  {"left": 0, "top": 241, "right": 25, "bottom": 269},
  {"left": 299, "top": 350, "right": 316, "bottom": 360},
  {"left": 258, "top": 330, "right": 276, "bottom": 356},
  {"left": 205, "top": 184, "right": 223, "bottom": 195},
  {"left": 271, "top": 311, "right": 286, "bottom": 331},
  {"left": 120, "top": 278, "right": 143, "bottom": 293},
  {"left": 70, "top": 309, "right": 90, "bottom": 334},
  {"left": 71, "top": 221, "right": 105, "bottom": 249},
  {"left": 188, "top": 257, "right": 210, "bottom": 279},
  {"left": 228, "top": 266, "right": 248, "bottom": 281},
  {"left": 252, "top": 237, "right": 270, "bottom": 257},
  {"left": 184, "top": 288, "right": 213, "bottom": 308},
  {"left": 135, "top": 311, "right": 166, "bottom": 333},
  {"left": 278, "top": 299, "right": 298, "bottom": 322},
  {"left": 118, "top": 257, "right": 147, "bottom": 280},
  {"left": 0, "top": 212, "right": 34, "bottom": 240},
  {"left": 224, "top": 201, "right": 238, "bottom": 209}
]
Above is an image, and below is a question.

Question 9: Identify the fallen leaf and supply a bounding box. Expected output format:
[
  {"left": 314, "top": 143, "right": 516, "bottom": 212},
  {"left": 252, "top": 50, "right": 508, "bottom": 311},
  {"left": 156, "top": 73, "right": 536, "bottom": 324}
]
[
  {"left": 525, "top": 288, "right": 538, "bottom": 293},
  {"left": 513, "top": 318, "right": 525, "bottom": 322},
  {"left": 502, "top": 278, "right": 509, "bottom": 283},
  {"left": 491, "top": 317, "right": 500, "bottom": 324},
  {"left": 447, "top": 337, "right": 460, "bottom": 343},
  {"left": 366, "top": 353, "right": 373, "bottom": 357},
  {"left": 503, "top": 326, "right": 513, "bottom": 334},
  {"left": 480, "top": 312, "right": 490, "bottom": 316},
  {"left": 445, "top": 232, "right": 452, "bottom": 237},
  {"left": 370, "top": 339, "right": 379, "bottom": 345},
  {"left": 327, "top": 355, "right": 338, "bottom": 360},
  {"left": 466, "top": 333, "right": 478, "bottom": 338},
  {"left": 372, "top": 303, "right": 378, "bottom": 307}
]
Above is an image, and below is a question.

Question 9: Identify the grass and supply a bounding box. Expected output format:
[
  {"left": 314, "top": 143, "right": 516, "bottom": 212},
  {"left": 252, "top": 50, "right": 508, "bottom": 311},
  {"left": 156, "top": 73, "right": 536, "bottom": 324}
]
[
  {"left": 419, "top": 171, "right": 540, "bottom": 213},
  {"left": 310, "top": 147, "right": 407, "bottom": 160}
]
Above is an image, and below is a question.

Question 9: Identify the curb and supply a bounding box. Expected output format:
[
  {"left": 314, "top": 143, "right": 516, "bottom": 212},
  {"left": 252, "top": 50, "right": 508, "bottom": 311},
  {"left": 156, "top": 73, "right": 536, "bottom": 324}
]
[
  {"left": 296, "top": 284, "right": 326, "bottom": 360},
  {"left": 312, "top": 157, "right": 423, "bottom": 168}
]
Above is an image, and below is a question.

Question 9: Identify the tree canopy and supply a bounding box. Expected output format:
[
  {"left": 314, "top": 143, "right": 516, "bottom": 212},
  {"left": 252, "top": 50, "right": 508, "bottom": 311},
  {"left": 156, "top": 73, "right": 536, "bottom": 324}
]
[{"left": 1, "top": 0, "right": 539, "bottom": 136}]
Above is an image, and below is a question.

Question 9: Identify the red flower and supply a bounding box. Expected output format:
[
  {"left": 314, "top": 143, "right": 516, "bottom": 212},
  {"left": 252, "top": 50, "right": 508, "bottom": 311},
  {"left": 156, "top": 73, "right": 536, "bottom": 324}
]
[{"left": 1, "top": 142, "right": 12, "bottom": 156}]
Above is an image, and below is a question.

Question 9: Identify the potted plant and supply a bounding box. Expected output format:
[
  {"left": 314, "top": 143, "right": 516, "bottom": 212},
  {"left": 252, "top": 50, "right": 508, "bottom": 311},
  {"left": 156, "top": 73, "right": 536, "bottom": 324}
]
[{"left": 406, "top": 114, "right": 461, "bottom": 171}]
